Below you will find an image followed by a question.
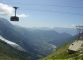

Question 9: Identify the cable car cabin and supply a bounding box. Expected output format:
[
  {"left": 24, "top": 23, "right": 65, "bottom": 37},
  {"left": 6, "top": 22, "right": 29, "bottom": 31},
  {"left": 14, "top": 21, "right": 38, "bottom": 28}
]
[{"left": 10, "top": 16, "right": 19, "bottom": 21}]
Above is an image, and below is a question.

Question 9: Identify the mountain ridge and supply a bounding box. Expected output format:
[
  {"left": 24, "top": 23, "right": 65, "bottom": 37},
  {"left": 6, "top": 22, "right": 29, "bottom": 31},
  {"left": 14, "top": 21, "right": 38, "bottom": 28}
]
[
  {"left": 0, "top": 35, "right": 25, "bottom": 51},
  {"left": 0, "top": 18, "right": 41, "bottom": 59},
  {"left": 0, "top": 38, "right": 35, "bottom": 60},
  {"left": 41, "top": 40, "right": 83, "bottom": 60},
  {"left": 0, "top": 17, "right": 77, "bottom": 60}
]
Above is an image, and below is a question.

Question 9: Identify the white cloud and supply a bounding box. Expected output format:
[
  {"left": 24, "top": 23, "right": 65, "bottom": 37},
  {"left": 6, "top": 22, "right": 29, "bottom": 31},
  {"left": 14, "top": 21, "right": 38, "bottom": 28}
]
[
  {"left": 72, "top": 24, "right": 75, "bottom": 27},
  {"left": 17, "top": 14, "right": 29, "bottom": 18},
  {"left": 0, "top": 3, "right": 28, "bottom": 18},
  {"left": 0, "top": 3, "right": 14, "bottom": 16}
]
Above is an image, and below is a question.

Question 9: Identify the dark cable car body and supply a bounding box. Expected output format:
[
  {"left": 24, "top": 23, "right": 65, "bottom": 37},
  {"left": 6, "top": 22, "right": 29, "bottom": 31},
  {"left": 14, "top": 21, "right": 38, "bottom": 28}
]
[
  {"left": 10, "top": 16, "right": 19, "bottom": 21},
  {"left": 10, "top": 7, "right": 19, "bottom": 21}
]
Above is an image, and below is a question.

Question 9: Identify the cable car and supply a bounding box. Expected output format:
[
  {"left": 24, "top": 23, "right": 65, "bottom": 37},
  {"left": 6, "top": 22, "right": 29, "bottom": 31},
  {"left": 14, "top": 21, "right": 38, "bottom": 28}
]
[
  {"left": 10, "top": 16, "right": 19, "bottom": 21},
  {"left": 10, "top": 7, "right": 19, "bottom": 21}
]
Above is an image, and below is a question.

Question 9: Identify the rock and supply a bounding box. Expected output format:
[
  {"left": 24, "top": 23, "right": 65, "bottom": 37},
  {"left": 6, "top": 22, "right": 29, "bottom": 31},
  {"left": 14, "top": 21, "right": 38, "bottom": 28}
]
[{"left": 68, "top": 40, "right": 83, "bottom": 54}]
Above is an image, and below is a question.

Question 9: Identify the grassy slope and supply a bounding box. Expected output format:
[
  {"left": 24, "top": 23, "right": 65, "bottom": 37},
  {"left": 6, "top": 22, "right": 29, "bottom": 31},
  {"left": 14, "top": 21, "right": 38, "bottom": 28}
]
[
  {"left": 0, "top": 39, "right": 29, "bottom": 60},
  {"left": 40, "top": 40, "right": 83, "bottom": 60}
]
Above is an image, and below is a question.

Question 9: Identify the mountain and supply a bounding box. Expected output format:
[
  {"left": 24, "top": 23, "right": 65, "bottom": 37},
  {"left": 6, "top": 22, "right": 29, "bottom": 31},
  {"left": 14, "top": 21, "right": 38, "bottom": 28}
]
[
  {"left": 0, "top": 18, "right": 76, "bottom": 59},
  {"left": 48, "top": 34, "right": 78, "bottom": 47},
  {"left": 53, "top": 27, "right": 77, "bottom": 36},
  {"left": 26, "top": 27, "right": 77, "bottom": 36},
  {"left": 24, "top": 28, "right": 73, "bottom": 48},
  {"left": 0, "top": 38, "right": 36, "bottom": 60},
  {"left": 15, "top": 25, "right": 73, "bottom": 54},
  {"left": 28, "top": 27, "right": 51, "bottom": 31},
  {"left": 60, "top": 32, "right": 72, "bottom": 39},
  {"left": 0, "top": 35, "right": 25, "bottom": 51},
  {"left": 0, "top": 39, "right": 26, "bottom": 60},
  {"left": 23, "top": 28, "right": 72, "bottom": 42},
  {"left": 41, "top": 40, "right": 83, "bottom": 60},
  {"left": 0, "top": 18, "right": 58, "bottom": 58},
  {"left": 15, "top": 26, "right": 57, "bottom": 56},
  {"left": 0, "top": 18, "right": 42, "bottom": 59}
]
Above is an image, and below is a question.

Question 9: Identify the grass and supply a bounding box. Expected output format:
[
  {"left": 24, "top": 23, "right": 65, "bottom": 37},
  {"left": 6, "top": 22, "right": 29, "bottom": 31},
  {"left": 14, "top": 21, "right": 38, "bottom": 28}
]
[
  {"left": 0, "top": 39, "right": 28, "bottom": 60},
  {"left": 40, "top": 40, "right": 83, "bottom": 60}
]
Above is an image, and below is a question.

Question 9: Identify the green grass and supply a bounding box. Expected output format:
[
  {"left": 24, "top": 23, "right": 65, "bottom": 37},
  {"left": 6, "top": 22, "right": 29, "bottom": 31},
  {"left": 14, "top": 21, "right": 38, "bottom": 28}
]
[
  {"left": 40, "top": 40, "right": 83, "bottom": 60},
  {"left": 0, "top": 39, "right": 28, "bottom": 60}
]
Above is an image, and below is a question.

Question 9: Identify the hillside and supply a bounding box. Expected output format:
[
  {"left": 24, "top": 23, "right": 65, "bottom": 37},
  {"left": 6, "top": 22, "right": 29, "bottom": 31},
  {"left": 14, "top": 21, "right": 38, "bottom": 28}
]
[
  {"left": 0, "top": 18, "right": 45, "bottom": 58},
  {"left": 0, "top": 39, "right": 29, "bottom": 60},
  {"left": 17, "top": 26, "right": 74, "bottom": 55},
  {"left": 48, "top": 34, "right": 77, "bottom": 47},
  {"left": 41, "top": 40, "right": 83, "bottom": 60},
  {"left": 0, "top": 18, "right": 77, "bottom": 59}
]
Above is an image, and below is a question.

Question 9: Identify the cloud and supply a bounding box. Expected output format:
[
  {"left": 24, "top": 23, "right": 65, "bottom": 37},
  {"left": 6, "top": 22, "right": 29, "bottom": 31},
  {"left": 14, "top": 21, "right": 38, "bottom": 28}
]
[
  {"left": 0, "top": 3, "right": 28, "bottom": 18},
  {"left": 17, "top": 14, "right": 29, "bottom": 18},
  {"left": 72, "top": 24, "right": 75, "bottom": 27},
  {"left": 0, "top": 3, "right": 14, "bottom": 16}
]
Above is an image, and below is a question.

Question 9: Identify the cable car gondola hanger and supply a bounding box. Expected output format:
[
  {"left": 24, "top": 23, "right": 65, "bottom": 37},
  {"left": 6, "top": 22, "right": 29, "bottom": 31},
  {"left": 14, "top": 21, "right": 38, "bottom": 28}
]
[{"left": 10, "top": 7, "right": 19, "bottom": 21}]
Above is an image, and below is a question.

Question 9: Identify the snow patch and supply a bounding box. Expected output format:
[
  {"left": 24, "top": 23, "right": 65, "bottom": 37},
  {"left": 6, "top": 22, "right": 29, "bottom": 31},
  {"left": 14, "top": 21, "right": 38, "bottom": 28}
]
[{"left": 0, "top": 35, "right": 25, "bottom": 51}]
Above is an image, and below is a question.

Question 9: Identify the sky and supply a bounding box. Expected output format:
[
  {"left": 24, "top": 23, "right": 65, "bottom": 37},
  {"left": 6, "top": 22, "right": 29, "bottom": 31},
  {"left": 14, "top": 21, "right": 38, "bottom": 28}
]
[{"left": 0, "top": 0, "right": 83, "bottom": 28}]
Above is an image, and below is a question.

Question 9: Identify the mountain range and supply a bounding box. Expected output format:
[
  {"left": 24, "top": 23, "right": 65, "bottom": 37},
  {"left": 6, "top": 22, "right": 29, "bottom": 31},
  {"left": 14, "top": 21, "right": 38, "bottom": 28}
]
[
  {"left": 0, "top": 17, "right": 78, "bottom": 60},
  {"left": 0, "top": 18, "right": 40, "bottom": 59},
  {"left": 28, "top": 27, "right": 77, "bottom": 36},
  {"left": 53, "top": 27, "right": 77, "bottom": 36},
  {"left": 0, "top": 37, "right": 36, "bottom": 60},
  {"left": 41, "top": 40, "right": 83, "bottom": 60}
]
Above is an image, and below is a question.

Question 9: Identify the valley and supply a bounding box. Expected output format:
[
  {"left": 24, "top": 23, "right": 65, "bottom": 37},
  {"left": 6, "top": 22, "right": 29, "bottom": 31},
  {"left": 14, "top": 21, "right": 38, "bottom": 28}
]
[
  {"left": 0, "top": 0, "right": 82, "bottom": 59},
  {"left": 0, "top": 18, "right": 79, "bottom": 60}
]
